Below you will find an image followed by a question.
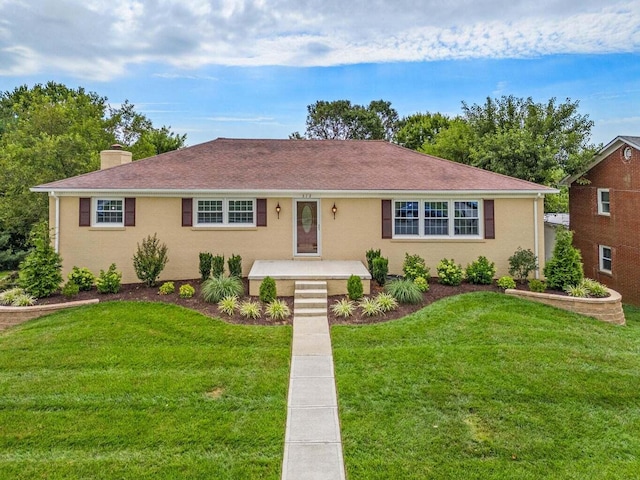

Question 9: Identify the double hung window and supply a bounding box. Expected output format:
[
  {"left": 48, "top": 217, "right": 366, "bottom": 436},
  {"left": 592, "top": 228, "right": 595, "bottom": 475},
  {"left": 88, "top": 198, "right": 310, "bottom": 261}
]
[
  {"left": 393, "top": 200, "right": 480, "bottom": 238},
  {"left": 196, "top": 199, "right": 255, "bottom": 226}
]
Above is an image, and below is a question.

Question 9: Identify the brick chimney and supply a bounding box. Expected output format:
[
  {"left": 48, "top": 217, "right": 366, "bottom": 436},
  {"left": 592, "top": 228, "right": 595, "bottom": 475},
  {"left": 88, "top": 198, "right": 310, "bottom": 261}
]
[{"left": 100, "top": 144, "right": 132, "bottom": 170}]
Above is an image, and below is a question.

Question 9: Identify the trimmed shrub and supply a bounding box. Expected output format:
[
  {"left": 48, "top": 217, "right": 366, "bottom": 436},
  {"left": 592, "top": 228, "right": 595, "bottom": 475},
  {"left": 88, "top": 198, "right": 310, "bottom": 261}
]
[
  {"left": 466, "top": 256, "right": 496, "bottom": 285},
  {"left": 179, "top": 284, "right": 195, "bottom": 299},
  {"left": 385, "top": 279, "right": 422, "bottom": 304},
  {"left": 266, "top": 299, "right": 291, "bottom": 320},
  {"left": 228, "top": 254, "right": 242, "bottom": 278},
  {"left": 18, "top": 222, "right": 62, "bottom": 298},
  {"left": 199, "top": 252, "right": 213, "bottom": 281},
  {"left": 218, "top": 295, "right": 239, "bottom": 316},
  {"left": 347, "top": 275, "right": 364, "bottom": 301},
  {"left": 413, "top": 276, "right": 429, "bottom": 292},
  {"left": 68, "top": 267, "right": 95, "bottom": 291},
  {"left": 372, "top": 256, "right": 389, "bottom": 286},
  {"left": 259, "top": 276, "right": 277, "bottom": 303},
  {"left": 402, "top": 253, "right": 429, "bottom": 281},
  {"left": 96, "top": 264, "right": 122, "bottom": 294},
  {"left": 212, "top": 254, "right": 225, "bottom": 278},
  {"left": 132, "top": 233, "right": 169, "bottom": 287},
  {"left": 375, "top": 292, "right": 398, "bottom": 313},
  {"left": 365, "top": 249, "right": 381, "bottom": 275},
  {"left": 0, "top": 287, "right": 26, "bottom": 305},
  {"left": 331, "top": 298, "right": 355, "bottom": 318},
  {"left": 528, "top": 278, "right": 547, "bottom": 293},
  {"left": 497, "top": 276, "right": 516, "bottom": 290},
  {"left": 359, "top": 297, "right": 382, "bottom": 317},
  {"left": 62, "top": 281, "right": 80, "bottom": 298},
  {"left": 508, "top": 247, "right": 538, "bottom": 284},
  {"left": 437, "top": 258, "right": 464, "bottom": 286},
  {"left": 240, "top": 300, "right": 261, "bottom": 319},
  {"left": 159, "top": 281, "right": 175, "bottom": 295},
  {"left": 202, "top": 275, "right": 244, "bottom": 303},
  {"left": 543, "top": 229, "right": 584, "bottom": 290}
]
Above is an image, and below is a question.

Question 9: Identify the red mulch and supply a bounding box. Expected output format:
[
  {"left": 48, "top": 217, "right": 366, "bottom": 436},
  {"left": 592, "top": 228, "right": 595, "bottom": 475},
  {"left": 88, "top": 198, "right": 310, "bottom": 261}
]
[{"left": 38, "top": 278, "right": 504, "bottom": 326}]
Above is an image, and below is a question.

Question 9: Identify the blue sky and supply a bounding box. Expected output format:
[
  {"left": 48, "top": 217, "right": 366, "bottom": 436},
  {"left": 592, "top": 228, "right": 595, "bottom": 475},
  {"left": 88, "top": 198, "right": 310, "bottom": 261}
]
[{"left": 1, "top": 1, "right": 639, "bottom": 147}]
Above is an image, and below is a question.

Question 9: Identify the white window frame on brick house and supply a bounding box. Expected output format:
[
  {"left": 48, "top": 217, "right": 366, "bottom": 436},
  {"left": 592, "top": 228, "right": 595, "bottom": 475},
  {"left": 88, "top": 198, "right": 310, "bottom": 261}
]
[
  {"left": 599, "top": 245, "right": 612, "bottom": 274},
  {"left": 93, "top": 198, "right": 124, "bottom": 227},
  {"left": 194, "top": 198, "right": 256, "bottom": 227},
  {"left": 393, "top": 199, "right": 481, "bottom": 238},
  {"left": 597, "top": 188, "right": 610, "bottom": 216}
]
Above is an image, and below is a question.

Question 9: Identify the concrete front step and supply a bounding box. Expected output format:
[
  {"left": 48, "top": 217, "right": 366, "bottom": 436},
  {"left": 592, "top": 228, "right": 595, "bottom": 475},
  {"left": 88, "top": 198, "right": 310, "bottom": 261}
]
[
  {"left": 295, "top": 298, "right": 327, "bottom": 309},
  {"left": 295, "top": 280, "right": 328, "bottom": 290},
  {"left": 294, "top": 307, "right": 328, "bottom": 317},
  {"left": 294, "top": 288, "right": 328, "bottom": 299}
]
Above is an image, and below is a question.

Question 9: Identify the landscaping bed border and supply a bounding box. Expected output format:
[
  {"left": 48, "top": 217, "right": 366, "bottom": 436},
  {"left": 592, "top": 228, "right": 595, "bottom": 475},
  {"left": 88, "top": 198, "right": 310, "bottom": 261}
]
[{"left": 0, "top": 299, "right": 99, "bottom": 330}]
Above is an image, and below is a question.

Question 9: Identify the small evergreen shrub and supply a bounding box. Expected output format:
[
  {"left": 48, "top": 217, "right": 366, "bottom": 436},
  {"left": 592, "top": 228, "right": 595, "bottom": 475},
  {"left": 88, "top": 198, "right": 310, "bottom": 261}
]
[
  {"left": 132, "top": 233, "right": 169, "bottom": 287},
  {"left": 331, "top": 298, "right": 355, "bottom": 318},
  {"left": 259, "top": 276, "right": 277, "bottom": 303},
  {"left": 465, "top": 256, "right": 496, "bottom": 285},
  {"left": 543, "top": 229, "right": 584, "bottom": 290},
  {"left": 528, "top": 278, "right": 547, "bottom": 293},
  {"left": 581, "top": 278, "right": 609, "bottom": 298},
  {"left": 179, "top": 284, "right": 195, "bottom": 299},
  {"left": 497, "top": 276, "right": 516, "bottom": 290},
  {"left": 218, "top": 295, "right": 239, "bottom": 316},
  {"left": 375, "top": 292, "right": 398, "bottom": 313},
  {"left": 199, "top": 252, "right": 213, "bottom": 281},
  {"left": 437, "top": 258, "right": 464, "bottom": 286},
  {"left": 365, "top": 249, "right": 381, "bottom": 275},
  {"left": 12, "top": 293, "right": 36, "bottom": 306},
  {"left": 68, "top": 267, "right": 95, "bottom": 291},
  {"left": 0, "top": 287, "right": 26, "bottom": 305},
  {"left": 359, "top": 297, "right": 382, "bottom": 317},
  {"left": 228, "top": 254, "right": 242, "bottom": 278},
  {"left": 347, "top": 275, "right": 363, "bottom": 301},
  {"left": 158, "top": 281, "right": 175, "bottom": 295},
  {"left": 18, "top": 222, "right": 62, "bottom": 298},
  {"left": 212, "top": 254, "right": 225, "bottom": 277},
  {"left": 240, "top": 300, "right": 261, "bottom": 319},
  {"left": 385, "top": 279, "right": 422, "bottom": 304},
  {"left": 62, "top": 281, "right": 80, "bottom": 298},
  {"left": 402, "top": 253, "right": 429, "bottom": 281},
  {"left": 96, "top": 264, "right": 122, "bottom": 294},
  {"left": 413, "top": 276, "right": 429, "bottom": 292},
  {"left": 202, "top": 275, "right": 244, "bottom": 303},
  {"left": 266, "top": 299, "right": 291, "bottom": 320},
  {"left": 508, "top": 247, "right": 538, "bottom": 284},
  {"left": 372, "top": 256, "right": 389, "bottom": 286}
]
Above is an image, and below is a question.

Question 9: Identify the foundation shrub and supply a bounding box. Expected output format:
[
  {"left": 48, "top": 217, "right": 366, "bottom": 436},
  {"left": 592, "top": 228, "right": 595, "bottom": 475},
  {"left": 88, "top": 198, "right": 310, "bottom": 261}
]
[
  {"left": 158, "top": 282, "right": 175, "bottom": 295},
  {"left": 199, "top": 252, "right": 213, "bottom": 281},
  {"left": 437, "top": 258, "right": 464, "bottom": 286},
  {"left": 68, "top": 267, "right": 95, "bottom": 291},
  {"left": 96, "top": 264, "right": 122, "bottom": 294},
  {"left": 212, "top": 255, "right": 225, "bottom": 278},
  {"left": 413, "top": 276, "right": 429, "bottom": 292},
  {"left": 179, "top": 284, "right": 195, "bottom": 299},
  {"left": 402, "top": 253, "right": 429, "bottom": 281},
  {"left": 62, "top": 281, "right": 80, "bottom": 298},
  {"left": 508, "top": 247, "right": 538, "bottom": 284},
  {"left": 365, "top": 249, "right": 381, "bottom": 275},
  {"left": 132, "top": 233, "right": 169, "bottom": 287},
  {"left": 466, "top": 256, "right": 496, "bottom": 285},
  {"left": 372, "top": 256, "right": 389, "bottom": 286},
  {"left": 228, "top": 254, "right": 242, "bottom": 278},
  {"left": 347, "top": 275, "right": 364, "bottom": 301},
  {"left": 528, "top": 278, "right": 547, "bottom": 293},
  {"left": 18, "top": 222, "right": 62, "bottom": 298},
  {"left": 497, "top": 276, "right": 517, "bottom": 290},
  {"left": 259, "top": 276, "right": 277, "bottom": 303},
  {"left": 543, "top": 229, "right": 583, "bottom": 290}
]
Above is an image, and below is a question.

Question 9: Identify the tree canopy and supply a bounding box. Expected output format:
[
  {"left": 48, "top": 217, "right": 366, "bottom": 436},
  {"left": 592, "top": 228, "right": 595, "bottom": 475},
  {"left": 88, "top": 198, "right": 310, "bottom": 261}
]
[{"left": 0, "top": 82, "right": 186, "bottom": 268}]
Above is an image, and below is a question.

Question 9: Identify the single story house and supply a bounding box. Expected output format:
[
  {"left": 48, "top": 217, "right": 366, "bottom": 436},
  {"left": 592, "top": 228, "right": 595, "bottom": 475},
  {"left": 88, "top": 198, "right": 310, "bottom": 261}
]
[
  {"left": 32, "top": 138, "right": 555, "bottom": 293},
  {"left": 562, "top": 135, "right": 640, "bottom": 305}
]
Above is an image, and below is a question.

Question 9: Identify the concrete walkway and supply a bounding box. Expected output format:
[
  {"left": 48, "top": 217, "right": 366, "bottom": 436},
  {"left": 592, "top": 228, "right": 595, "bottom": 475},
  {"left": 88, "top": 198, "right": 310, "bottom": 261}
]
[{"left": 282, "top": 282, "right": 346, "bottom": 480}]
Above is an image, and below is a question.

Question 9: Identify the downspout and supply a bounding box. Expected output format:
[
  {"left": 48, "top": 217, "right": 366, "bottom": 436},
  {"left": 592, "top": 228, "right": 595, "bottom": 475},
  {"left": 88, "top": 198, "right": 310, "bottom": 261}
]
[
  {"left": 52, "top": 192, "right": 60, "bottom": 253},
  {"left": 533, "top": 194, "right": 540, "bottom": 279}
]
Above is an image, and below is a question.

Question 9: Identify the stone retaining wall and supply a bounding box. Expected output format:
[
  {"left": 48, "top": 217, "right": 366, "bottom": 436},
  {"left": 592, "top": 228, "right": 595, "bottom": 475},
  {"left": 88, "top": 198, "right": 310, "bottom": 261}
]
[
  {"left": 505, "top": 288, "right": 625, "bottom": 325},
  {"left": 0, "top": 299, "right": 99, "bottom": 330}
]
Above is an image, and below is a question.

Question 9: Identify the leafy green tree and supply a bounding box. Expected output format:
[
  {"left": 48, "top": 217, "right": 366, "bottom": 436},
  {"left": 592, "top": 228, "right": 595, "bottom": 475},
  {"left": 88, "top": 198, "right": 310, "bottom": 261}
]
[
  {"left": 395, "top": 112, "right": 452, "bottom": 150},
  {"left": 18, "top": 222, "right": 62, "bottom": 298},
  {"left": 420, "top": 117, "right": 474, "bottom": 164}
]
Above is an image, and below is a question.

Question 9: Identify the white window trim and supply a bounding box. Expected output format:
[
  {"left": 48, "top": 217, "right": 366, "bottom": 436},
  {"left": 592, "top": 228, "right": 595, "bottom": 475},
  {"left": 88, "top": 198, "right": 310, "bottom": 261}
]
[
  {"left": 194, "top": 198, "right": 256, "bottom": 227},
  {"left": 597, "top": 188, "right": 610, "bottom": 216},
  {"left": 92, "top": 197, "right": 124, "bottom": 227},
  {"left": 599, "top": 245, "right": 612, "bottom": 274},
  {"left": 392, "top": 199, "right": 482, "bottom": 239}
]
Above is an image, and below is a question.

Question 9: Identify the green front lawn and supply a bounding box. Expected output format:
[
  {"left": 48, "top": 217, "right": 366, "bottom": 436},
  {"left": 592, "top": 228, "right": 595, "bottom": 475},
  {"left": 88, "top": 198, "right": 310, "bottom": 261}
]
[
  {"left": 332, "top": 293, "right": 640, "bottom": 479},
  {"left": 0, "top": 302, "right": 291, "bottom": 479}
]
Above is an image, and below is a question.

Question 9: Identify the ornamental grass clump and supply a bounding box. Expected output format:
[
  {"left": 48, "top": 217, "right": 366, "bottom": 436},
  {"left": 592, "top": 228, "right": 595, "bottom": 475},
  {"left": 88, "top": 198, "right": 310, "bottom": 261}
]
[
  {"left": 132, "top": 233, "right": 169, "bottom": 287},
  {"left": 11, "top": 292, "right": 36, "bottom": 306},
  {"left": 0, "top": 287, "right": 25, "bottom": 305},
  {"left": 265, "top": 299, "right": 291, "bottom": 320},
  {"left": 331, "top": 298, "right": 355, "bottom": 318},
  {"left": 359, "top": 297, "right": 382, "bottom": 317},
  {"left": 437, "top": 258, "right": 464, "bottom": 286},
  {"left": 581, "top": 278, "right": 609, "bottom": 298},
  {"left": 375, "top": 292, "right": 398, "bottom": 313},
  {"left": 217, "top": 295, "right": 239, "bottom": 316},
  {"left": 240, "top": 300, "right": 261, "bottom": 319},
  {"left": 385, "top": 279, "right": 422, "bottom": 304},
  {"left": 202, "top": 276, "right": 244, "bottom": 303}
]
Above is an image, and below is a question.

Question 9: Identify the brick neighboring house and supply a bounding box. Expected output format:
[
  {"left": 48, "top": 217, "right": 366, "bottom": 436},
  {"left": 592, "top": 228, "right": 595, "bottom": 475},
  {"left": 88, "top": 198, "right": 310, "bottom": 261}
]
[{"left": 563, "top": 136, "right": 640, "bottom": 305}]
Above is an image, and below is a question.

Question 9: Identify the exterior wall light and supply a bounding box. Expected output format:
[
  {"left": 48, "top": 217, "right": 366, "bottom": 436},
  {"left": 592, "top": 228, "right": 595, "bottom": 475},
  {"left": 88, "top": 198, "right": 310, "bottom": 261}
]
[
  {"left": 332, "top": 202, "right": 337, "bottom": 219},
  {"left": 276, "top": 202, "right": 281, "bottom": 219}
]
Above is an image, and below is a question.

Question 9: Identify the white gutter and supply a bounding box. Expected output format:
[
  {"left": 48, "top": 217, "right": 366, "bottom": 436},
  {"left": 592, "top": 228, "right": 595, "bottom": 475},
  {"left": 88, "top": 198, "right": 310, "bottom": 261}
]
[
  {"left": 52, "top": 192, "right": 60, "bottom": 253},
  {"left": 534, "top": 194, "right": 540, "bottom": 279}
]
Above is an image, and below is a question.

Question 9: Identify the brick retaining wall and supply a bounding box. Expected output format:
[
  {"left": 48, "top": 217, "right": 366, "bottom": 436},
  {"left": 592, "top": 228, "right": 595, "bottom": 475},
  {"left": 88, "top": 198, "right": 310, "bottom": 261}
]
[
  {"left": 0, "top": 299, "right": 99, "bottom": 330},
  {"left": 505, "top": 288, "right": 625, "bottom": 325}
]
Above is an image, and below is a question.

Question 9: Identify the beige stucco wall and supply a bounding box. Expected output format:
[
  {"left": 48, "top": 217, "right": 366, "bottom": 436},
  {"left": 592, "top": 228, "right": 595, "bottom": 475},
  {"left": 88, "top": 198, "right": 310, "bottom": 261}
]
[{"left": 52, "top": 195, "right": 546, "bottom": 284}]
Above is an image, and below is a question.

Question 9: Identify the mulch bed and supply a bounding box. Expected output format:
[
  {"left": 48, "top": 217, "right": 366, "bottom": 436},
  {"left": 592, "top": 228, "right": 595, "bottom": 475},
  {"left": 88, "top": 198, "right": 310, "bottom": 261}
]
[{"left": 37, "top": 278, "right": 504, "bottom": 326}]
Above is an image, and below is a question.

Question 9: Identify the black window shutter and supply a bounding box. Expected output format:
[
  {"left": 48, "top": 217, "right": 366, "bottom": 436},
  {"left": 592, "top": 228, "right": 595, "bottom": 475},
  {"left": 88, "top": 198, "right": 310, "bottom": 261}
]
[
  {"left": 182, "top": 198, "right": 193, "bottom": 227},
  {"left": 484, "top": 199, "right": 495, "bottom": 239},
  {"left": 79, "top": 197, "right": 91, "bottom": 227},
  {"left": 382, "top": 199, "right": 392, "bottom": 239},
  {"left": 256, "top": 199, "right": 267, "bottom": 227},
  {"left": 124, "top": 198, "right": 136, "bottom": 226}
]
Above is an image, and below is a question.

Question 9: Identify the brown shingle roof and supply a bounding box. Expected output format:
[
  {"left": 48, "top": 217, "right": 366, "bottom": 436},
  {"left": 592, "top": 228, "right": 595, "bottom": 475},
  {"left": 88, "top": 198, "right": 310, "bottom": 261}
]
[{"left": 34, "top": 138, "right": 554, "bottom": 193}]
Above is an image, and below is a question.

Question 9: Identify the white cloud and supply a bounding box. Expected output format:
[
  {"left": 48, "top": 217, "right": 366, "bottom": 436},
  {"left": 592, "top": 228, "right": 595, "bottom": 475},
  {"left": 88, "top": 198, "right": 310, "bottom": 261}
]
[{"left": 0, "top": 0, "right": 638, "bottom": 80}]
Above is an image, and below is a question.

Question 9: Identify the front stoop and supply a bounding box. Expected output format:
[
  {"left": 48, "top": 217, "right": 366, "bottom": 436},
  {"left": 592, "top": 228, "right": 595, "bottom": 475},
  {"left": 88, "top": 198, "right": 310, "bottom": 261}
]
[{"left": 294, "top": 281, "right": 328, "bottom": 318}]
